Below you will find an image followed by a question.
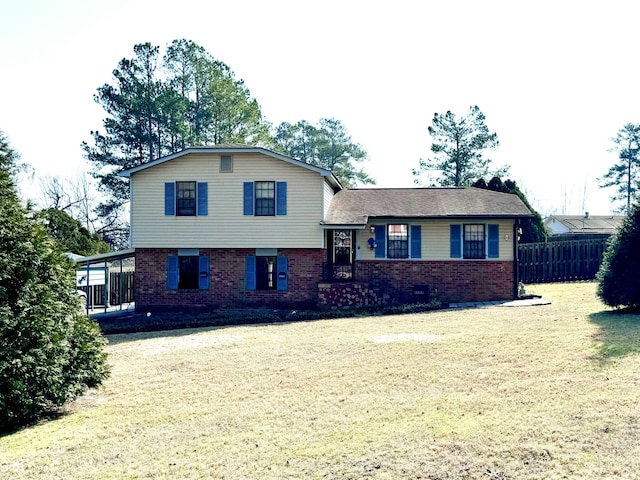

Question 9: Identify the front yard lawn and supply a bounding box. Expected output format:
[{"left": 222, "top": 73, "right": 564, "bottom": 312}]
[{"left": 2, "top": 282, "right": 640, "bottom": 479}]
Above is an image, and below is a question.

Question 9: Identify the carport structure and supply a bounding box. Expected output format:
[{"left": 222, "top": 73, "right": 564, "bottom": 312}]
[{"left": 71, "top": 248, "right": 135, "bottom": 314}]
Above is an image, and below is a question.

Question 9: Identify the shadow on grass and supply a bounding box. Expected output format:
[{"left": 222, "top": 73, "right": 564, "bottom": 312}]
[
  {"left": 99, "top": 302, "right": 445, "bottom": 345},
  {"left": 589, "top": 309, "right": 640, "bottom": 361}
]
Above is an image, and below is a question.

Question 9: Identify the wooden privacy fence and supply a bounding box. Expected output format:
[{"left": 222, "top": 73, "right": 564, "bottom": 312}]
[
  {"left": 110, "top": 271, "right": 135, "bottom": 305},
  {"left": 81, "top": 271, "right": 134, "bottom": 307},
  {"left": 518, "top": 238, "right": 609, "bottom": 283}
]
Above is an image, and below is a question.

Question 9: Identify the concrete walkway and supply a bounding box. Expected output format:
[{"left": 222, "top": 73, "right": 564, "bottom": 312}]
[{"left": 448, "top": 296, "right": 551, "bottom": 309}]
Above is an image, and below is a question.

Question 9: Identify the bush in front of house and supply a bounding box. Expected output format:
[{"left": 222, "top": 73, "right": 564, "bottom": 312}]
[
  {"left": 597, "top": 205, "right": 640, "bottom": 309},
  {"left": 0, "top": 132, "right": 110, "bottom": 433}
]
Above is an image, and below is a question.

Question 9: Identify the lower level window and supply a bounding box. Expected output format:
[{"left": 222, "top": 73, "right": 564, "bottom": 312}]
[
  {"left": 256, "top": 256, "right": 276, "bottom": 290},
  {"left": 167, "top": 254, "right": 209, "bottom": 290},
  {"left": 464, "top": 224, "right": 485, "bottom": 259},
  {"left": 178, "top": 256, "right": 199, "bottom": 289},
  {"left": 245, "top": 255, "right": 288, "bottom": 291}
]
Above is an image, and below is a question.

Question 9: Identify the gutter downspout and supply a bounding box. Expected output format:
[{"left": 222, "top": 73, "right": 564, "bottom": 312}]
[{"left": 513, "top": 219, "right": 520, "bottom": 298}]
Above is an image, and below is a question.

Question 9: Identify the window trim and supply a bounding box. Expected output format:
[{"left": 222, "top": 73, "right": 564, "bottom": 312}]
[
  {"left": 245, "top": 255, "right": 288, "bottom": 291},
  {"left": 165, "top": 181, "right": 208, "bottom": 217},
  {"left": 176, "top": 181, "right": 197, "bottom": 216},
  {"left": 167, "top": 253, "right": 209, "bottom": 291},
  {"left": 387, "top": 224, "right": 409, "bottom": 259},
  {"left": 463, "top": 224, "right": 486, "bottom": 259},
  {"left": 256, "top": 255, "right": 277, "bottom": 290},
  {"left": 254, "top": 181, "right": 276, "bottom": 217},
  {"left": 178, "top": 255, "right": 199, "bottom": 289}
]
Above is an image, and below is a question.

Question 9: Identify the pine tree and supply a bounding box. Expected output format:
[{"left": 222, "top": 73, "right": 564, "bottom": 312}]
[
  {"left": 597, "top": 205, "right": 640, "bottom": 309},
  {"left": 414, "top": 106, "right": 506, "bottom": 186},
  {"left": 273, "top": 118, "right": 374, "bottom": 187},
  {"left": 600, "top": 123, "right": 640, "bottom": 213}
]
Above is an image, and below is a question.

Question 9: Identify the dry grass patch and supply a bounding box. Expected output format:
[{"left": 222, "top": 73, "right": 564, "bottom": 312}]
[{"left": 2, "top": 282, "right": 640, "bottom": 479}]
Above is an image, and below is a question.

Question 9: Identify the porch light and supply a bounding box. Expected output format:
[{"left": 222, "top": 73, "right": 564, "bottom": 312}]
[{"left": 370, "top": 225, "right": 375, "bottom": 233}]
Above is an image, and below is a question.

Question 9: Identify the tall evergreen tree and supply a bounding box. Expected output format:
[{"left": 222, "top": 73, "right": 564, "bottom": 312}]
[
  {"left": 163, "top": 38, "right": 271, "bottom": 146},
  {"left": 472, "top": 176, "right": 547, "bottom": 243},
  {"left": 83, "top": 40, "right": 271, "bottom": 219},
  {"left": 597, "top": 205, "right": 640, "bottom": 308},
  {"left": 37, "top": 208, "right": 110, "bottom": 256},
  {"left": 0, "top": 131, "right": 109, "bottom": 432},
  {"left": 82, "top": 42, "right": 167, "bottom": 216},
  {"left": 600, "top": 123, "right": 640, "bottom": 213},
  {"left": 273, "top": 118, "right": 374, "bottom": 187},
  {"left": 414, "top": 106, "right": 506, "bottom": 186}
]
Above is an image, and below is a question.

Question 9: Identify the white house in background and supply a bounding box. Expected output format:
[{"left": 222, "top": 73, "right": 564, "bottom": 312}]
[{"left": 545, "top": 214, "right": 624, "bottom": 238}]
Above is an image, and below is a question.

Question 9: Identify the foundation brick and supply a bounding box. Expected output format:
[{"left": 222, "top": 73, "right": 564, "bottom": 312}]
[
  {"left": 136, "top": 249, "right": 516, "bottom": 311},
  {"left": 135, "top": 248, "right": 325, "bottom": 312}
]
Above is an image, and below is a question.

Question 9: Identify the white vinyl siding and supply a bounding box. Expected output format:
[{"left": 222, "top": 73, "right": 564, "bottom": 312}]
[
  {"left": 130, "top": 153, "right": 325, "bottom": 248},
  {"left": 323, "top": 179, "right": 335, "bottom": 219},
  {"left": 356, "top": 219, "right": 515, "bottom": 261}
]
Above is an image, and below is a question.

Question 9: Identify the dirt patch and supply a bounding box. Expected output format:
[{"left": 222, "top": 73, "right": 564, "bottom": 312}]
[
  {"left": 370, "top": 333, "right": 442, "bottom": 343},
  {"left": 142, "top": 334, "right": 242, "bottom": 356}
]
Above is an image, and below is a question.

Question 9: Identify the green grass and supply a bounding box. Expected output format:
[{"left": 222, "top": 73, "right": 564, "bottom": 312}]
[{"left": 2, "top": 282, "right": 640, "bottom": 479}]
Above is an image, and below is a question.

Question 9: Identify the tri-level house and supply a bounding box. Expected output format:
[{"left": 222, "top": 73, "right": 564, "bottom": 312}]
[{"left": 121, "top": 145, "right": 533, "bottom": 311}]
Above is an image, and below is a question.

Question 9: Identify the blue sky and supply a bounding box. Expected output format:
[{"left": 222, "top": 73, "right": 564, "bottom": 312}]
[{"left": 2, "top": 0, "right": 639, "bottom": 215}]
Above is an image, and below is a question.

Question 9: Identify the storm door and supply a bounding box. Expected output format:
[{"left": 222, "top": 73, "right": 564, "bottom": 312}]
[{"left": 330, "top": 229, "right": 354, "bottom": 281}]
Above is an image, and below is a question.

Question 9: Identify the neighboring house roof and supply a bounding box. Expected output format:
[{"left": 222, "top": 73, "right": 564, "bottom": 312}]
[
  {"left": 119, "top": 145, "right": 343, "bottom": 190},
  {"left": 323, "top": 187, "right": 534, "bottom": 227},
  {"left": 545, "top": 215, "right": 624, "bottom": 235}
]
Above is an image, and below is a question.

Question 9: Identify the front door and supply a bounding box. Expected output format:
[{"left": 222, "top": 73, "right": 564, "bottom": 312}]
[{"left": 330, "top": 229, "right": 354, "bottom": 281}]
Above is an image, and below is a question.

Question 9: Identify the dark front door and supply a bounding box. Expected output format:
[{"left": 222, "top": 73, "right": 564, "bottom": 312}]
[{"left": 330, "top": 230, "right": 354, "bottom": 281}]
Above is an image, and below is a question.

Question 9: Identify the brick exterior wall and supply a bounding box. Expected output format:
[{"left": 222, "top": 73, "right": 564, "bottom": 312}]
[
  {"left": 136, "top": 249, "right": 516, "bottom": 311},
  {"left": 354, "top": 260, "right": 515, "bottom": 305},
  {"left": 135, "top": 248, "right": 325, "bottom": 312}
]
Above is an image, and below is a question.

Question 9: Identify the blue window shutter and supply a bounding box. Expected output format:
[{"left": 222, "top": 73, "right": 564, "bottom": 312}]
[
  {"left": 450, "top": 224, "right": 462, "bottom": 258},
  {"left": 245, "top": 256, "right": 256, "bottom": 290},
  {"left": 374, "top": 225, "right": 386, "bottom": 258},
  {"left": 488, "top": 224, "right": 499, "bottom": 258},
  {"left": 410, "top": 225, "right": 422, "bottom": 259},
  {"left": 243, "top": 182, "right": 254, "bottom": 215},
  {"left": 198, "top": 256, "right": 210, "bottom": 290},
  {"left": 277, "top": 256, "right": 288, "bottom": 290},
  {"left": 276, "top": 182, "right": 287, "bottom": 215},
  {"left": 167, "top": 256, "right": 179, "bottom": 289},
  {"left": 197, "top": 182, "right": 208, "bottom": 216},
  {"left": 164, "top": 182, "right": 175, "bottom": 216}
]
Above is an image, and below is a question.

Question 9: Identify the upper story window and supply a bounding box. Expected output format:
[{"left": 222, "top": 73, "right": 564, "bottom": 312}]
[
  {"left": 243, "top": 181, "right": 287, "bottom": 216},
  {"left": 255, "top": 181, "right": 275, "bottom": 216},
  {"left": 176, "top": 181, "right": 196, "bottom": 216},
  {"left": 387, "top": 224, "right": 409, "bottom": 259},
  {"left": 463, "top": 224, "right": 485, "bottom": 259},
  {"left": 165, "top": 182, "right": 208, "bottom": 217}
]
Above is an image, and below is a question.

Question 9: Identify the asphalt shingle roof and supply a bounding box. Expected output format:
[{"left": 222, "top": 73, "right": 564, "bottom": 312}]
[{"left": 324, "top": 187, "right": 534, "bottom": 225}]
